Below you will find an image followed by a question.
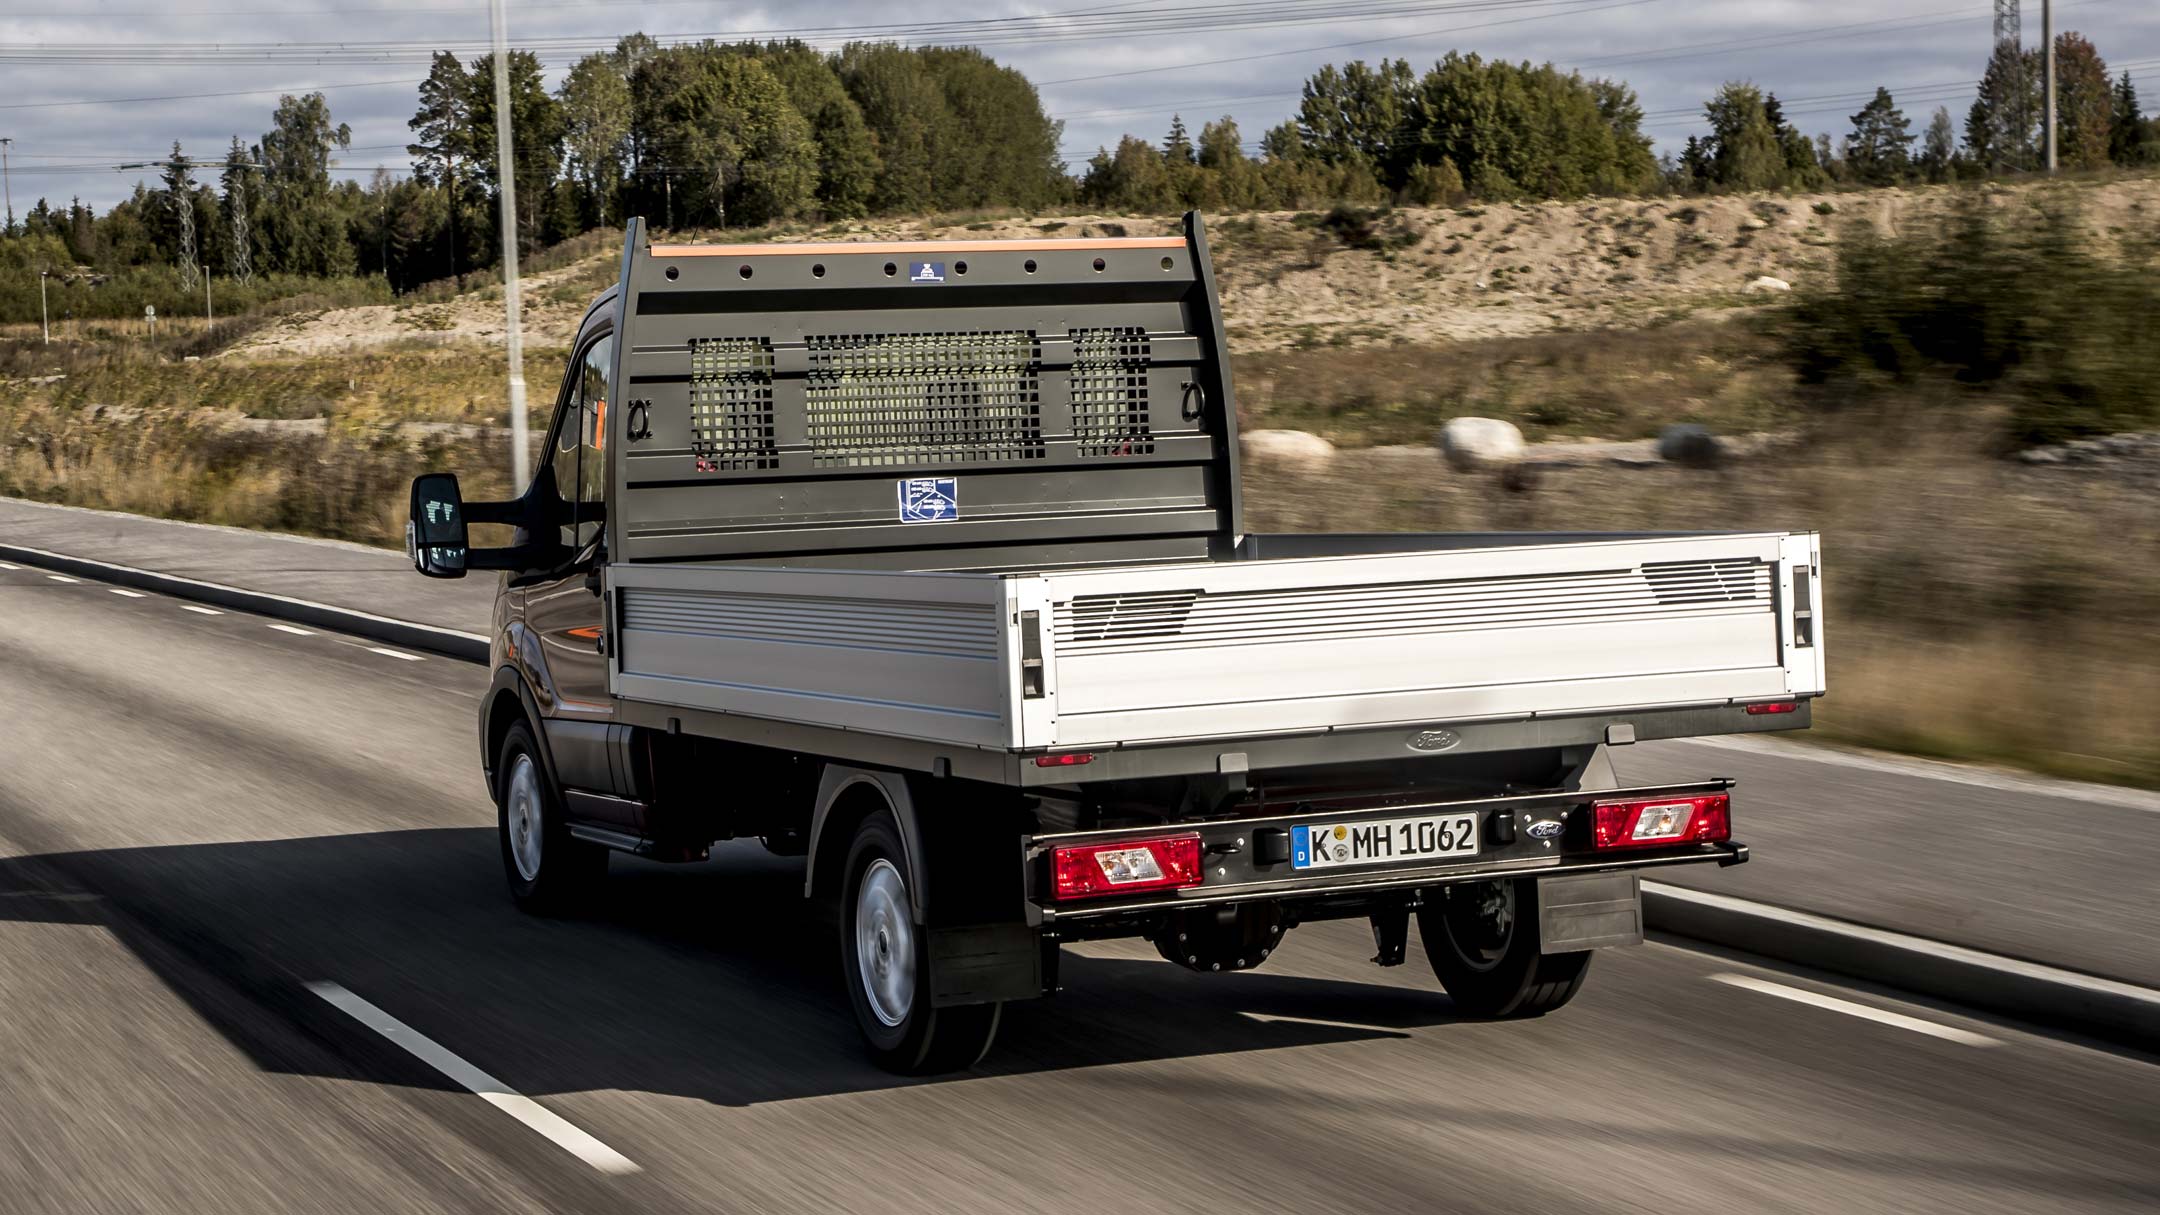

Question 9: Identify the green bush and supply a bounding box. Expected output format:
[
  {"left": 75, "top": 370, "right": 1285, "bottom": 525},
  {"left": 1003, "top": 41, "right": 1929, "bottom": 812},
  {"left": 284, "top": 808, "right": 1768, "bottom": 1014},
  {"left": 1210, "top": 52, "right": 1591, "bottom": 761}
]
[{"left": 1779, "top": 191, "right": 2160, "bottom": 446}]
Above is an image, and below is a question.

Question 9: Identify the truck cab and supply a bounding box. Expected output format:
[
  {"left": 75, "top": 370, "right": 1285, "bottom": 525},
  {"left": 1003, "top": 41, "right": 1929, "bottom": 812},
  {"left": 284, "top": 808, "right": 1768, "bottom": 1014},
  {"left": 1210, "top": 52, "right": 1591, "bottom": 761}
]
[{"left": 407, "top": 215, "right": 1824, "bottom": 1074}]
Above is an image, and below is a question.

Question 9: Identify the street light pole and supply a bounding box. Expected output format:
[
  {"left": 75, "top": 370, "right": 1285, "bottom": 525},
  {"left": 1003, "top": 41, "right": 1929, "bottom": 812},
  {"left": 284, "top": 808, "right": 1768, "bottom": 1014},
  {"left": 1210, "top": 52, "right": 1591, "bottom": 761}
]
[{"left": 489, "top": 0, "right": 530, "bottom": 492}]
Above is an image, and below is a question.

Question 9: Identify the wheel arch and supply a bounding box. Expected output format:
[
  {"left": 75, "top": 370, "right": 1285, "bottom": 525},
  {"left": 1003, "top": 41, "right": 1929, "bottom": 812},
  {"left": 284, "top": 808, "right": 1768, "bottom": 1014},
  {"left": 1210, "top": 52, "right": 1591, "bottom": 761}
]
[
  {"left": 479, "top": 666, "right": 560, "bottom": 801},
  {"left": 806, "top": 766, "right": 929, "bottom": 924}
]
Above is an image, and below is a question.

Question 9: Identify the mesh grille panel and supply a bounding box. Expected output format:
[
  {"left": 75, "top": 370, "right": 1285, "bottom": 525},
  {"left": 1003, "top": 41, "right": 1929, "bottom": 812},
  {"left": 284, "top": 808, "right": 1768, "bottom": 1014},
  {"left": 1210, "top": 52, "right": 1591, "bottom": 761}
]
[
  {"left": 806, "top": 330, "right": 1043, "bottom": 467},
  {"left": 689, "top": 337, "right": 777, "bottom": 471},
  {"left": 1070, "top": 326, "right": 1153, "bottom": 457}
]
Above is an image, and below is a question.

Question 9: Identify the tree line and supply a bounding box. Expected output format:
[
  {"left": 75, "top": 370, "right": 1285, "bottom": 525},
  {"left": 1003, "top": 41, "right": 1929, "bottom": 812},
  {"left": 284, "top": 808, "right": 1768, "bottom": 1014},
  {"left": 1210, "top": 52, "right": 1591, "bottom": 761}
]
[{"left": 1, "top": 30, "right": 2155, "bottom": 317}]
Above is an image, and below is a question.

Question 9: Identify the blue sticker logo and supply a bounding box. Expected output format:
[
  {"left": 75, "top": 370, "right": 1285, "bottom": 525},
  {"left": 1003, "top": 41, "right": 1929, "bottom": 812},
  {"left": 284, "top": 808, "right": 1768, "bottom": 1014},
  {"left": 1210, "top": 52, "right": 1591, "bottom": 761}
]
[
  {"left": 909, "top": 261, "right": 945, "bottom": 284},
  {"left": 1527, "top": 819, "right": 1565, "bottom": 840},
  {"left": 899, "top": 477, "right": 959, "bottom": 523}
]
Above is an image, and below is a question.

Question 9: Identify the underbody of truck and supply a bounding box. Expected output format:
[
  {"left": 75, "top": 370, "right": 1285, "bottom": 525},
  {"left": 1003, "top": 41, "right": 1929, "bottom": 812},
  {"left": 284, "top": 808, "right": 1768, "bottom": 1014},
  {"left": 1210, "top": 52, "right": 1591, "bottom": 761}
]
[{"left": 408, "top": 212, "right": 1825, "bottom": 1073}]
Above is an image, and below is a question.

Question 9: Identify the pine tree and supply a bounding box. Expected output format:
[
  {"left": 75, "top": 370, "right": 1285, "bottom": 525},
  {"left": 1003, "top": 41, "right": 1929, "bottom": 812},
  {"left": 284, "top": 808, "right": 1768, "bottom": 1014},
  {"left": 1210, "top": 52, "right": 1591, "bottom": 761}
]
[
  {"left": 1163, "top": 115, "right": 1195, "bottom": 165},
  {"left": 1846, "top": 87, "right": 1914, "bottom": 185},
  {"left": 1966, "top": 42, "right": 2039, "bottom": 171},
  {"left": 2111, "top": 71, "right": 2151, "bottom": 166}
]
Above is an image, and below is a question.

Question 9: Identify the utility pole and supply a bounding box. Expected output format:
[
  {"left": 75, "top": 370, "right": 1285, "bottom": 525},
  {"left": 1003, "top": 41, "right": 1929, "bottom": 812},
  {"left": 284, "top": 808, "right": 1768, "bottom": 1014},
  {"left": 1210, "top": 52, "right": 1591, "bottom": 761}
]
[
  {"left": 39, "top": 269, "right": 50, "bottom": 344},
  {"left": 205, "top": 271, "right": 213, "bottom": 333},
  {"left": 1, "top": 137, "right": 14, "bottom": 235},
  {"left": 2042, "top": 0, "right": 2057, "bottom": 173},
  {"left": 490, "top": 0, "right": 530, "bottom": 491}
]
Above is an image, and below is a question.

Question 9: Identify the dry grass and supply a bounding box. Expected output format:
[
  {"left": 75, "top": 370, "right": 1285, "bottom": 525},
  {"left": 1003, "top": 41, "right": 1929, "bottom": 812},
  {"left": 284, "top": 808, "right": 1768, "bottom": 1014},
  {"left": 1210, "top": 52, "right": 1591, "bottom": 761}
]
[
  {"left": 1234, "top": 319, "right": 1794, "bottom": 444},
  {"left": 1243, "top": 412, "right": 2160, "bottom": 788}
]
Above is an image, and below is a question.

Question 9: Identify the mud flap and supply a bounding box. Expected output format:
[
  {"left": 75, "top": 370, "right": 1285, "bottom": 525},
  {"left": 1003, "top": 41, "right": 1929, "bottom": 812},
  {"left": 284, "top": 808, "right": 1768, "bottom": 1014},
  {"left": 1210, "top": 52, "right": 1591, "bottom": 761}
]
[
  {"left": 930, "top": 922, "right": 1041, "bottom": 1007},
  {"left": 1538, "top": 873, "right": 1643, "bottom": 954}
]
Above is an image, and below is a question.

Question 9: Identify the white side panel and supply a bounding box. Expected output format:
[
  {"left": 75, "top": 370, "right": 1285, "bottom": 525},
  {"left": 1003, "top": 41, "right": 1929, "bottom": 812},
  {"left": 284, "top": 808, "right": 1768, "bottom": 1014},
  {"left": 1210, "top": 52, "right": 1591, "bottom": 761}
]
[
  {"left": 1040, "top": 534, "right": 1805, "bottom": 747},
  {"left": 610, "top": 565, "right": 1011, "bottom": 748}
]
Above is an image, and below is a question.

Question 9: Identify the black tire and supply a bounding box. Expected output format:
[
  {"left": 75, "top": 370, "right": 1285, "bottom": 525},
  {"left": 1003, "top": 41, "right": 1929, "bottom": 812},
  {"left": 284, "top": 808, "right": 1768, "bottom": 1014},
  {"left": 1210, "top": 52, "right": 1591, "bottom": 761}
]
[
  {"left": 838, "top": 810, "right": 1001, "bottom": 1074},
  {"left": 495, "top": 721, "right": 607, "bottom": 914},
  {"left": 1418, "top": 877, "right": 1591, "bottom": 1018}
]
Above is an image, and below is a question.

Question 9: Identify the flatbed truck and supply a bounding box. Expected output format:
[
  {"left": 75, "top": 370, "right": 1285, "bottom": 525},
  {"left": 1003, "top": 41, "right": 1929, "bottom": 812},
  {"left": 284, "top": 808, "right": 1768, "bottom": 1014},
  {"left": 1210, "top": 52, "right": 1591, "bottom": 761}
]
[{"left": 408, "top": 214, "right": 1826, "bottom": 1072}]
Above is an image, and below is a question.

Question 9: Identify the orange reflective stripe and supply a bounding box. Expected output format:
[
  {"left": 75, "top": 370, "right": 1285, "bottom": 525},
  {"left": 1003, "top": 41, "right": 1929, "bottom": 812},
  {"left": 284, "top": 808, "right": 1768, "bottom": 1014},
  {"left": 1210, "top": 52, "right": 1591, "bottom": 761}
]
[
  {"left": 591, "top": 397, "right": 606, "bottom": 451},
  {"left": 648, "top": 236, "right": 1186, "bottom": 257}
]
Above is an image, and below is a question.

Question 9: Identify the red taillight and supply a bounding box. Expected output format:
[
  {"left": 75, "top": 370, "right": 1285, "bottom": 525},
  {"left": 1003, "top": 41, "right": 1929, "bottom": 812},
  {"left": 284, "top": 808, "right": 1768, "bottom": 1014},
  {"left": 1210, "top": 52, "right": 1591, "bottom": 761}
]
[
  {"left": 1592, "top": 794, "right": 1731, "bottom": 850},
  {"left": 1745, "top": 701, "right": 1800, "bottom": 715},
  {"left": 1050, "top": 834, "right": 1203, "bottom": 900},
  {"left": 1034, "top": 752, "right": 1096, "bottom": 768}
]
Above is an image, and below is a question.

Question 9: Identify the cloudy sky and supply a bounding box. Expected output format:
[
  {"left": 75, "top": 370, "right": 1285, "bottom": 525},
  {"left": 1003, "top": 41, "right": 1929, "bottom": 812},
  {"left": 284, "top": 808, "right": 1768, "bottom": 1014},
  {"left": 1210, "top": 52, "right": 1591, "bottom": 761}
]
[{"left": 2, "top": 0, "right": 2156, "bottom": 215}]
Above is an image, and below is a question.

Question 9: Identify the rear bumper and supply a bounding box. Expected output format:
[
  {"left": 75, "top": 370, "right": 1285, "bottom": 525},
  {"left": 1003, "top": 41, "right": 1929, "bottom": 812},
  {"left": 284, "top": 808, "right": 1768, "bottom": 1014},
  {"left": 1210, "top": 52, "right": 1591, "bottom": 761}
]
[{"left": 1025, "top": 781, "right": 1745, "bottom": 925}]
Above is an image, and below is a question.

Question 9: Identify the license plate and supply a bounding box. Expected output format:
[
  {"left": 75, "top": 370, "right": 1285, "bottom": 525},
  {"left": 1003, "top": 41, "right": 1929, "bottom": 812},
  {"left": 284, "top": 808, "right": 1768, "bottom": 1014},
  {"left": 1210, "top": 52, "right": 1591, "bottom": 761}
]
[{"left": 1292, "top": 812, "right": 1479, "bottom": 871}]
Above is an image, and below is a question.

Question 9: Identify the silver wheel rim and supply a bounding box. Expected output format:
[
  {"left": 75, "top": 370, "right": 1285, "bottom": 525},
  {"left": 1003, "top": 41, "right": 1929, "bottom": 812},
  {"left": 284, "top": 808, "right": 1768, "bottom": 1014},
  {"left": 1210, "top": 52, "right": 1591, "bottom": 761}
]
[
  {"left": 506, "top": 753, "right": 544, "bottom": 883},
  {"left": 855, "top": 859, "right": 915, "bottom": 1028}
]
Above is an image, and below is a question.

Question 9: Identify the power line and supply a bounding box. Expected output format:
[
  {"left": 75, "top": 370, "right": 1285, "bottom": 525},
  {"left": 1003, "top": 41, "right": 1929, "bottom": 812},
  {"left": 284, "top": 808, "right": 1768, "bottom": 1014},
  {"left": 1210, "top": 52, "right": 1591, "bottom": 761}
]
[
  {"left": 1039, "top": 0, "right": 1666, "bottom": 86},
  {"left": 0, "top": 78, "right": 423, "bottom": 111},
  {"left": 0, "top": 0, "right": 1634, "bottom": 65}
]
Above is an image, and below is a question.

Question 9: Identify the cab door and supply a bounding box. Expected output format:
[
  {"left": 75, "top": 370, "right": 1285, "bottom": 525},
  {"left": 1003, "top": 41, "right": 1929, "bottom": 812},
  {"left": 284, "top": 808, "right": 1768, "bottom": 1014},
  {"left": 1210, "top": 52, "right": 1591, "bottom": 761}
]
[{"left": 521, "top": 331, "right": 630, "bottom": 820}]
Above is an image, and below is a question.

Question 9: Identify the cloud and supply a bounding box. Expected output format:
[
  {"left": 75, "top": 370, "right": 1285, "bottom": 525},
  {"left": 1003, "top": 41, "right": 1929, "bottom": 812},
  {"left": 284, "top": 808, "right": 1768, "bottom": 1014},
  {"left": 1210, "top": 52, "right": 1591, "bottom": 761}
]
[{"left": 1, "top": 0, "right": 2155, "bottom": 213}]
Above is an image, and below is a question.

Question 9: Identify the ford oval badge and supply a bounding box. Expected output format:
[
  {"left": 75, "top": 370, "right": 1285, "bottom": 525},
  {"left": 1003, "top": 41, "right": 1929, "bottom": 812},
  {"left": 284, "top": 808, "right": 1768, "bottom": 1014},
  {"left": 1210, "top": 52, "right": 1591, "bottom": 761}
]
[
  {"left": 1407, "top": 728, "right": 1462, "bottom": 753},
  {"left": 1526, "top": 819, "right": 1565, "bottom": 840}
]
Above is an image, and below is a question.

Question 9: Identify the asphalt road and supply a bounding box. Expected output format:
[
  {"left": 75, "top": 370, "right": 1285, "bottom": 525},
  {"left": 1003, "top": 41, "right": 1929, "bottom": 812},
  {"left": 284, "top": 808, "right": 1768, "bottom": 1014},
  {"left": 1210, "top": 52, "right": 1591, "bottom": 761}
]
[{"left": 2, "top": 564, "right": 2156, "bottom": 1214}]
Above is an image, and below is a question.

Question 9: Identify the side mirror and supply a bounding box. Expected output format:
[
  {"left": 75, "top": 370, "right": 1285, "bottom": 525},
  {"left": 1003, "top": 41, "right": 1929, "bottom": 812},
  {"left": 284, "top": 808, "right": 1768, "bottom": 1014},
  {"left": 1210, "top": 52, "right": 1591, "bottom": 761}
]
[{"left": 407, "top": 472, "right": 469, "bottom": 578}]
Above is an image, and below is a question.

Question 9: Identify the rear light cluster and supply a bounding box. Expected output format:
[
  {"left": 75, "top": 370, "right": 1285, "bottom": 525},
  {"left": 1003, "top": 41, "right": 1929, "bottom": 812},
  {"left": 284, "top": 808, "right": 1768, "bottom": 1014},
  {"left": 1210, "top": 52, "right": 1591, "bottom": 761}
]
[
  {"left": 1744, "top": 701, "right": 1800, "bottom": 716},
  {"left": 1591, "top": 794, "right": 1731, "bottom": 850},
  {"left": 1050, "top": 834, "right": 1202, "bottom": 900}
]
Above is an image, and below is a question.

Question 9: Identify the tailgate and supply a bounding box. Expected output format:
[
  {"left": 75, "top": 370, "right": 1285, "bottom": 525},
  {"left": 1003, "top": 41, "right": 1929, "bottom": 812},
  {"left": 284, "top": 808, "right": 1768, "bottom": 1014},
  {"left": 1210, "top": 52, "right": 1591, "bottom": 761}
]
[{"left": 1018, "top": 532, "right": 1824, "bottom": 749}]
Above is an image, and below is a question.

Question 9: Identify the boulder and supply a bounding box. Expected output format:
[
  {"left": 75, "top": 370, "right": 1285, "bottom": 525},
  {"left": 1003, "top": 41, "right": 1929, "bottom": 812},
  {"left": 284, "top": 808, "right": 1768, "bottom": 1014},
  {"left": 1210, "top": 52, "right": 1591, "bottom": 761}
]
[
  {"left": 1437, "top": 417, "right": 1524, "bottom": 471},
  {"left": 1240, "top": 429, "right": 1336, "bottom": 467},
  {"left": 1658, "top": 423, "right": 1725, "bottom": 468},
  {"left": 1744, "top": 275, "right": 1791, "bottom": 294}
]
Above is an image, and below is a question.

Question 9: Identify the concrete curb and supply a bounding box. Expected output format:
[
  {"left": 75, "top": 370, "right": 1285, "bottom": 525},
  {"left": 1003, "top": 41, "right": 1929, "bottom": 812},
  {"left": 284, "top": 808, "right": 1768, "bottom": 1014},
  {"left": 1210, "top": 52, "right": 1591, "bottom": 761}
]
[
  {"left": 0, "top": 542, "right": 489, "bottom": 664},
  {"left": 1644, "top": 882, "right": 2160, "bottom": 1051}
]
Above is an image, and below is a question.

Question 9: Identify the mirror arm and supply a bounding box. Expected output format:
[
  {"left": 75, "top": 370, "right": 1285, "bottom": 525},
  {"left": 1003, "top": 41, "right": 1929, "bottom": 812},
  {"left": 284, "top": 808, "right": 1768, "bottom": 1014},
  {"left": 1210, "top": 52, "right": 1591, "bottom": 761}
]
[
  {"left": 457, "top": 546, "right": 529, "bottom": 570},
  {"left": 461, "top": 498, "right": 528, "bottom": 526}
]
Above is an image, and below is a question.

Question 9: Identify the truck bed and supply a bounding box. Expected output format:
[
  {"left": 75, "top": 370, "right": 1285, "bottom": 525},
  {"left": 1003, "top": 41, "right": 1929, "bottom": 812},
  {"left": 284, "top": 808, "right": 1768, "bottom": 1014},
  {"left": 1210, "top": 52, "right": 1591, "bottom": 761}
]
[{"left": 610, "top": 529, "right": 1823, "bottom": 759}]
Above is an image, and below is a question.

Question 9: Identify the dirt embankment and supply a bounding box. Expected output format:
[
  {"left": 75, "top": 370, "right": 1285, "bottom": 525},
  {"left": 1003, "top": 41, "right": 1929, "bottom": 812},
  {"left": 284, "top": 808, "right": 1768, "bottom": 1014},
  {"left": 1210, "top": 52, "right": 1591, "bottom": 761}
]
[{"left": 224, "top": 174, "right": 2160, "bottom": 358}]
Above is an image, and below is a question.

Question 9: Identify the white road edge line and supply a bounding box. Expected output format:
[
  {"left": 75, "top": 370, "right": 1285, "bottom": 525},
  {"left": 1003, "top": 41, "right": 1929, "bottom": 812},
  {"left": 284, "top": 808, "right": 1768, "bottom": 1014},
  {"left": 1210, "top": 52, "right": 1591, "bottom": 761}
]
[
  {"left": 45, "top": 573, "right": 80, "bottom": 583},
  {"left": 267, "top": 623, "right": 316, "bottom": 636},
  {"left": 1711, "top": 974, "right": 1998, "bottom": 1047},
  {"left": 366, "top": 646, "right": 425, "bottom": 662},
  {"left": 108, "top": 587, "right": 147, "bottom": 598},
  {"left": 1673, "top": 734, "right": 2160, "bottom": 815},
  {"left": 305, "top": 981, "right": 640, "bottom": 1176},
  {"left": 177, "top": 604, "right": 223, "bottom": 615}
]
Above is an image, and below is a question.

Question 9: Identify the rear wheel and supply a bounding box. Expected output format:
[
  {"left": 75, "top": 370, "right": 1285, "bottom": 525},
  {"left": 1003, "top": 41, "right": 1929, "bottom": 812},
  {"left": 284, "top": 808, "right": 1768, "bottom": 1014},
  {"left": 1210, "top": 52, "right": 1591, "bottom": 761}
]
[
  {"left": 839, "top": 810, "right": 1000, "bottom": 1074},
  {"left": 1419, "top": 878, "right": 1590, "bottom": 1018},
  {"left": 496, "top": 722, "right": 606, "bottom": 914}
]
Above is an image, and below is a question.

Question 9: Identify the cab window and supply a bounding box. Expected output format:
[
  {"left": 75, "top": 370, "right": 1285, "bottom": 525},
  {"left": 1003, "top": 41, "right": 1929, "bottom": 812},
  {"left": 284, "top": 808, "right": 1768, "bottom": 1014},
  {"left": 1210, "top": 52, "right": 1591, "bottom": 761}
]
[{"left": 574, "top": 335, "right": 613, "bottom": 551}]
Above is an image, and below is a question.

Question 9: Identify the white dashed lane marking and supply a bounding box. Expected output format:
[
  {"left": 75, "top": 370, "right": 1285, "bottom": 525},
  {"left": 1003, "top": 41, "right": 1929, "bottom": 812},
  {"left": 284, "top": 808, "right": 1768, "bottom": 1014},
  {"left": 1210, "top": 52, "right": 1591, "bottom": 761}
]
[
  {"left": 108, "top": 588, "right": 147, "bottom": 598},
  {"left": 1711, "top": 974, "right": 1998, "bottom": 1047},
  {"left": 177, "top": 605, "right": 223, "bottom": 615},
  {"left": 307, "top": 982, "right": 639, "bottom": 1176},
  {"left": 0, "top": 561, "right": 20, "bottom": 570},
  {"left": 267, "top": 623, "right": 316, "bottom": 636},
  {"left": 365, "top": 647, "right": 425, "bottom": 662},
  {"left": 45, "top": 574, "right": 80, "bottom": 583}
]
